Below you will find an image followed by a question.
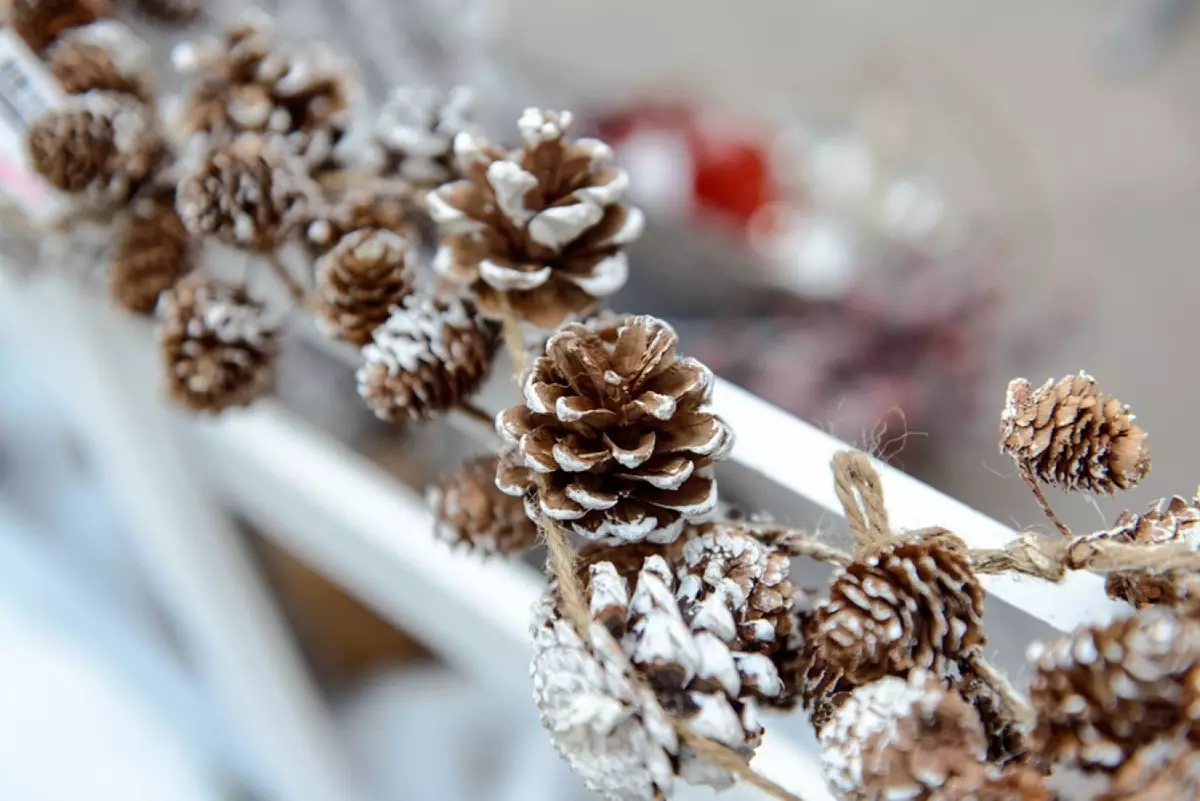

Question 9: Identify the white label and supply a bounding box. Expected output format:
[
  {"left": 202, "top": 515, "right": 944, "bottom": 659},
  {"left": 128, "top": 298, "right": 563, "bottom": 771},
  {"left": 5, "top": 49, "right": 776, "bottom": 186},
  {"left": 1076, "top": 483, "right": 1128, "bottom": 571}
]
[{"left": 0, "top": 28, "right": 67, "bottom": 222}]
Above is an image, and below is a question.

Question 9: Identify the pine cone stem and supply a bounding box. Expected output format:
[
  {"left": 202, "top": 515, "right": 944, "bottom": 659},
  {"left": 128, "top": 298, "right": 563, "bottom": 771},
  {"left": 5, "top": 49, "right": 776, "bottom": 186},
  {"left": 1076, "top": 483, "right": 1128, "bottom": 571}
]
[
  {"left": 456, "top": 399, "right": 495, "bottom": 428},
  {"left": 965, "top": 651, "right": 1036, "bottom": 730},
  {"left": 498, "top": 293, "right": 528, "bottom": 375},
  {"left": 832, "top": 451, "right": 894, "bottom": 555},
  {"left": 265, "top": 253, "right": 308, "bottom": 304},
  {"left": 1019, "top": 464, "right": 1074, "bottom": 538}
]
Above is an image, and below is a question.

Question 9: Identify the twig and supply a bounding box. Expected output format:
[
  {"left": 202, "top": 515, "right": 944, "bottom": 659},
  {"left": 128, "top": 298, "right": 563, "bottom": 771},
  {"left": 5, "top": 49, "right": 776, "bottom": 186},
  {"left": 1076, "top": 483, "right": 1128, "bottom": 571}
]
[
  {"left": 456, "top": 400, "right": 495, "bottom": 429},
  {"left": 1018, "top": 465, "right": 1073, "bottom": 538},
  {"left": 265, "top": 253, "right": 309, "bottom": 305}
]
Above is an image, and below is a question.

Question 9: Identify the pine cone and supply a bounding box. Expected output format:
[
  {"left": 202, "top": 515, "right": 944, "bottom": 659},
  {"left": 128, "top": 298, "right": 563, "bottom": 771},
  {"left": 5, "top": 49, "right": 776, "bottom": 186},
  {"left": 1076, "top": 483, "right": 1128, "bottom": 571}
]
[
  {"left": 957, "top": 663, "right": 1031, "bottom": 767},
  {"left": 937, "top": 764, "right": 1056, "bottom": 801},
  {"left": 305, "top": 189, "right": 417, "bottom": 255},
  {"left": 176, "top": 134, "right": 318, "bottom": 252},
  {"left": 676, "top": 524, "right": 796, "bottom": 660},
  {"left": 813, "top": 539, "right": 986, "bottom": 684},
  {"left": 818, "top": 670, "right": 989, "bottom": 801},
  {"left": 1001, "top": 373, "right": 1150, "bottom": 494},
  {"left": 428, "top": 108, "right": 645, "bottom": 328},
  {"left": 532, "top": 552, "right": 774, "bottom": 800},
  {"left": 1098, "top": 738, "right": 1200, "bottom": 800},
  {"left": 7, "top": 0, "right": 105, "bottom": 53},
  {"left": 779, "top": 610, "right": 856, "bottom": 731},
  {"left": 110, "top": 195, "right": 193, "bottom": 313},
  {"left": 1087, "top": 494, "right": 1200, "bottom": 609},
  {"left": 27, "top": 91, "right": 165, "bottom": 207},
  {"left": 1028, "top": 607, "right": 1200, "bottom": 772},
  {"left": 157, "top": 275, "right": 277, "bottom": 413},
  {"left": 46, "top": 21, "right": 151, "bottom": 100},
  {"left": 135, "top": 0, "right": 202, "bottom": 23},
  {"left": 495, "top": 315, "right": 733, "bottom": 544},
  {"left": 427, "top": 455, "right": 540, "bottom": 555},
  {"left": 367, "top": 85, "right": 475, "bottom": 186},
  {"left": 314, "top": 228, "right": 415, "bottom": 346},
  {"left": 356, "top": 292, "right": 498, "bottom": 423}
]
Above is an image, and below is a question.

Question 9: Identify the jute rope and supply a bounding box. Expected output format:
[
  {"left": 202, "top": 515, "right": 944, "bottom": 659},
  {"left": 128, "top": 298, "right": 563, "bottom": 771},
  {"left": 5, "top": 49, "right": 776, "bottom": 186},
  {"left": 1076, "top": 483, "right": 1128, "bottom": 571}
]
[{"left": 968, "top": 531, "right": 1200, "bottom": 582}]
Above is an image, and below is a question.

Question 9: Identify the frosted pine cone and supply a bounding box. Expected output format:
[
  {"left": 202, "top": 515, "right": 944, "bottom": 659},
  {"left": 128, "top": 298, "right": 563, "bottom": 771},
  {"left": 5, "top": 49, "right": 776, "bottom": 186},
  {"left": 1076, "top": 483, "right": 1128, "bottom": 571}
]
[
  {"left": 781, "top": 613, "right": 855, "bottom": 732},
  {"left": 27, "top": 91, "right": 165, "bottom": 207},
  {"left": 427, "top": 455, "right": 539, "bottom": 555},
  {"left": 818, "top": 670, "right": 988, "bottom": 801},
  {"left": 496, "top": 315, "right": 733, "bottom": 544},
  {"left": 533, "top": 553, "right": 771, "bottom": 800},
  {"left": 429, "top": 108, "right": 645, "bottom": 328},
  {"left": 8, "top": 0, "right": 105, "bottom": 53},
  {"left": 1098, "top": 738, "right": 1200, "bottom": 800},
  {"left": 111, "top": 195, "right": 194, "bottom": 313},
  {"left": 1027, "top": 607, "right": 1200, "bottom": 772},
  {"left": 157, "top": 275, "right": 277, "bottom": 413},
  {"left": 356, "top": 292, "right": 498, "bottom": 423},
  {"left": 176, "top": 134, "right": 318, "bottom": 252},
  {"left": 306, "top": 190, "right": 416, "bottom": 255},
  {"left": 367, "top": 85, "right": 476, "bottom": 186},
  {"left": 314, "top": 228, "right": 415, "bottom": 346},
  {"left": 46, "top": 21, "right": 151, "bottom": 100},
  {"left": 1086, "top": 494, "right": 1200, "bottom": 609},
  {"left": 813, "top": 539, "right": 985, "bottom": 684},
  {"left": 1001, "top": 373, "right": 1150, "bottom": 494}
]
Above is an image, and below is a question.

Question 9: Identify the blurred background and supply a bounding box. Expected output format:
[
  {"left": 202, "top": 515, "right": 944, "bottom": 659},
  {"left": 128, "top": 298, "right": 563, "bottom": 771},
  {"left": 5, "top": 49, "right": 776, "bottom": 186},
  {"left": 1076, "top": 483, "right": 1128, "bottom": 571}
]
[{"left": 0, "top": 0, "right": 1198, "bottom": 799}]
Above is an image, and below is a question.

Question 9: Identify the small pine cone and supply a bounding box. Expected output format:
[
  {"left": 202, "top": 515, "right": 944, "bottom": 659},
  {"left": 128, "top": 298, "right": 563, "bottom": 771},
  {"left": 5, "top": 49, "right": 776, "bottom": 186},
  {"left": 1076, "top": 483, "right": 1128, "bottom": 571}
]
[
  {"left": 368, "top": 85, "right": 476, "bottom": 186},
  {"left": 957, "top": 663, "right": 1031, "bottom": 767},
  {"left": 533, "top": 552, "right": 771, "bottom": 800},
  {"left": 46, "top": 21, "right": 151, "bottom": 100},
  {"left": 427, "top": 455, "right": 539, "bottom": 555},
  {"left": 27, "top": 91, "right": 165, "bottom": 207},
  {"left": 356, "top": 292, "right": 498, "bottom": 423},
  {"left": 1098, "top": 738, "right": 1200, "bottom": 800},
  {"left": 773, "top": 607, "right": 856, "bottom": 729},
  {"left": 7, "top": 0, "right": 105, "bottom": 53},
  {"left": 110, "top": 195, "right": 193, "bottom": 313},
  {"left": 813, "top": 539, "right": 986, "bottom": 684},
  {"left": 135, "top": 0, "right": 202, "bottom": 23},
  {"left": 314, "top": 228, "right": 416, "bottom": 346},
  {"left": 1001, "top": 373, "right": 1150, "bottom": 494},
  {"left": 496, "top": 315, "right": 734, "bottom": 544},
  {"left": 1086, "top": 494, "right": 1200, "bottom": 609},
  {"left": 818, "top": 670, "right": 989, "bottom": 801},
  {"left": 676, "top": 524, "right": 796, "bottom": 661},
  {"left": 157, "top": 275, "right": 277, "bottom": 413},
  {"left": 1027, "top": 607, "right": 1200, "bottom": 773},
  {"left": 306, "top": 190, "right": 417, "bottom": 255},
  {"left": 176, "top": 134, "right": 318, "bottom": 252},
  {"left": 429, "top": 108, "right": 645, "bottom": 328}
]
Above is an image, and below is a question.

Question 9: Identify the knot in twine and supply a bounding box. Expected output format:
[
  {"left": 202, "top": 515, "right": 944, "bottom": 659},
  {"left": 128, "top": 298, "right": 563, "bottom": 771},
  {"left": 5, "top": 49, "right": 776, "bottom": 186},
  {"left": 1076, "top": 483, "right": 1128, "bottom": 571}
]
[{"left": 832, "top": 450, "right": 893, "bottom": 555}]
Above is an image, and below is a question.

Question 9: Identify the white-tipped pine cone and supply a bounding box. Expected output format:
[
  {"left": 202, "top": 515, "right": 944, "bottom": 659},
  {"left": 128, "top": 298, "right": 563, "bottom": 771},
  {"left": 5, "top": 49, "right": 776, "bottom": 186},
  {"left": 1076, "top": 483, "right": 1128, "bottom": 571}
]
[
  {"left": 427, "top": 455, "right": 540, "bottom": 555},
  {"left": 367, "top": 85, "right": 476, "bottom": 186},
  {"left": 1001, "top": 373, "right": 1150, "bottom": 494},
  {"left": 356, "top": 292, "right": 498, "bottom": 423},
  {"left": 1027, "top": 607, "right": 1200, "bottom": 773},
  {"left": 314, "top": 228, "right": 415, "bottom": 347},
  {"left": 305, "top": 189, "right": 416, "bottom": 255},
  {"left": 27, "top": 91, "right": 166, "bottom": 207},
  {"left": 46, "top": 21, "right": 152, "bottom": 100},
  {"left": 428, "top": 108, "right": 645, "bottom": 328},
  {"left": 533, "top": 552, "right": 773, "bottom": 800},
  {"left": 496, "top": 315, "right": 733, "bottom": 544}
]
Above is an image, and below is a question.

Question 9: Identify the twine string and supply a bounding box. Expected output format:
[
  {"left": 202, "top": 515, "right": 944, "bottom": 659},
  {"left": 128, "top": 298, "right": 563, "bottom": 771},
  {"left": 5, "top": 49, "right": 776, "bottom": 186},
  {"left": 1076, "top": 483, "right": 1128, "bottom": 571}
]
[
  {"left": 969, "top": 531, "right": 1200, "bottom": 581},
  {"left": 832, "top": 451, "right": 892, "bottom": 554}
]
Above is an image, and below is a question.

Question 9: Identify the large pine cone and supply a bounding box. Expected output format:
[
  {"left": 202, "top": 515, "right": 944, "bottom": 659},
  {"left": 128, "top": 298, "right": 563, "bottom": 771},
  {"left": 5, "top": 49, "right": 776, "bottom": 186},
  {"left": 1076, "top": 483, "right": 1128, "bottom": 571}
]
[
  {"left": 818, "top": 670, "right": 989, "bottom": 801},
  {"left": 8, "top": 0, "right": 105, "bottom": 53},
  {"left": 1097, "top": 738, "right": 1200, "bottom": 800},
  {"left": 46, "top": 21, "right": 151, "bottom": 100},
  {"left": 111, "top": 195, "right": 193, "bottom": 314},
  {"left": 813, "top": 539, "right": 985, "bottom": 684},
  {"left": 427, "top": 455, "right": 540, "bottom": 556},
  {"left": 496, "top": 315, "right": 733, "bottom": 544},
  {"left": 176, "top": 134, "right": 318, "bottom": 252},
  {"left": 367, "top": 85, "right": 475, "bottom": 186},
  {"left": 1001, "top": 373, "right": 1150, "bottom": 494},
  {"left": 533, "top": 552, "right": 772, "bottom": 800},
  {"left": 314, "top": 228, "right": 415, "bottom": 346},
  {"left": 356, "top": 292, "right": 498, "bottom": 423},
  {"left": 157, "top": 275, "right": 277, "bottom": 413},
  {"left": 306, "top": 190, "right": 416, "bottom": 255},
  {"left": 27, "top": 91, "right": 165, "bottom": 207},
  {"left": 428, "top": 108, "right": 645, "bottom": 328},
  {"left": 1028, "top": 607, "right": 1200, "bottom": 773},
  {"left": 1086, "top": 494, "right": 1200, "bottom": 609}
]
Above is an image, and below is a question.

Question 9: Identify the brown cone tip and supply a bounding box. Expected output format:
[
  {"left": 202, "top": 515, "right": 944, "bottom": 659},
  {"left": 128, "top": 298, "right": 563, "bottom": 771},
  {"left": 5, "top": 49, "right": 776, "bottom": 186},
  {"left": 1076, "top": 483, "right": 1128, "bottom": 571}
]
[{"left": 314, "top": 227, "right": 416, "bottom": 347}]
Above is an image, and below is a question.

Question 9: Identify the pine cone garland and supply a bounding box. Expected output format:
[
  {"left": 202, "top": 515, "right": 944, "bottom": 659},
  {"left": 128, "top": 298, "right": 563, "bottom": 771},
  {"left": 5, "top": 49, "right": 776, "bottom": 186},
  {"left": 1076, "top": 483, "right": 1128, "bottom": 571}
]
[
  {"left": 157, "top": 275, "right": 277, "bottom": 413},
  {"left": 111, "top": 195, "right": 193, "bottom": 313},
  {"left": 532, "top": 552, "right": 771, "bottom": 800},
  {"left": 27, "top": 91, "right": 165, "bottom": 206},
  {"left": 1089, "top": 494, "right": 1200, "bottom": 609},
  {"left": 356, "top": 292, "right": 498, "bottom": 423},
  {"left": 7, "top": 0, "right": 105, "bottom": 53},
  {"left": 1027, "top": 607, "right": 1200, "bottom": 772},
  {"left": 306, "top": 190, "right": 416, "bottom": 255},
  {"left": 818, "top": 670, "right": 988, "bottom": 801},
  {"left": 427, "top": 455, "right": 540, "bottom": 555},
  {"left": 495, "top": 315, "right": 733, "bottom": 544},
  {"left": 1001, "top": 373, "right": 1150, "bottom": 494},
  {"left": 1098, "top": 738, "right": 1200, "bottom": 800},
  {"left": 367, "top": 85, "right": 476, "bottom": 186},
  {"left": 176, "top": 134, "right": 318, "bottom": 251},
  {"left": 45, "top": 21, "right": 151, "bottom": 100},
  {"left": 314, "top": 228, "right": 415, "bottom": 346},
  {"left": 428, "top": 108, "right": 645, "bottom": 328},
  {"left": 813, "top": 539, "right": 986, "bottom": 684}
]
